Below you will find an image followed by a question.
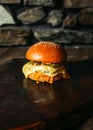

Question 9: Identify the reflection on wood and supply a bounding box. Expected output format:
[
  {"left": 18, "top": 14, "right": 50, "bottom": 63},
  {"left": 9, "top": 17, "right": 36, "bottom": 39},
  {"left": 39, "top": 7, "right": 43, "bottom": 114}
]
[{"left": 0, "top": 59, "right": 93, "bottom": 129}]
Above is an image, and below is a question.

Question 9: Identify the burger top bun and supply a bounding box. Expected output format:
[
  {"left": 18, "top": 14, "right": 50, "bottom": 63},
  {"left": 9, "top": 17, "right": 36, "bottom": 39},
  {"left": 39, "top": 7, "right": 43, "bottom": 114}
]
[{"left": 26, "top": 41, "right": 67, "bottom": 63}]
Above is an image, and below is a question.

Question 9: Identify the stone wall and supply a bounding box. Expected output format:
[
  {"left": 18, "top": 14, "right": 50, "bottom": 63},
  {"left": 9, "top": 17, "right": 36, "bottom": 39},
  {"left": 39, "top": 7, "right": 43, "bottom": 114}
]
[{"left": 0, "top": 0, "right": 93, "bottom": 46}]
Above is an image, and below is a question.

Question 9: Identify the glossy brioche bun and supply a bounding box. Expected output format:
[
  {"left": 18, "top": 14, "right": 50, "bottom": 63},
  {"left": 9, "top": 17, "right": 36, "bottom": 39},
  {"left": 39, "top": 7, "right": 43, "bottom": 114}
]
[{"left": 26, "top": 41, "right": 67, "bottom": 63}]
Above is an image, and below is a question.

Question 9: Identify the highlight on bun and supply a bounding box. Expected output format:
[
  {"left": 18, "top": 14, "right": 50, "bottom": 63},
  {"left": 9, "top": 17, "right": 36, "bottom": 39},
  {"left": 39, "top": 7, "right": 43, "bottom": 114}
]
[{"left": 26, "top": 41, "right": 67, "bottom": 63}]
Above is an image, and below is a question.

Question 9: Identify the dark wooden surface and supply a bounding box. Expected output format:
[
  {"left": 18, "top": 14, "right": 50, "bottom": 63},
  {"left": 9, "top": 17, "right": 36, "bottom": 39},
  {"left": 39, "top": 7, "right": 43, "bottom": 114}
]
[{"left": 0, "top": 59, "right": 93, "bottom": 130}]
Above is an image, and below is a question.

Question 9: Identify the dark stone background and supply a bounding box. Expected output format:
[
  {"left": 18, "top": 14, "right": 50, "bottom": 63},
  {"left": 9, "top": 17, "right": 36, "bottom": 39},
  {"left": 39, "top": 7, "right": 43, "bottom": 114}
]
[
  {"left": 0, "top": 0, "right": 93, "bottom": 64},
  {"left": 0, "top": 0, "right": 93, "bottom": 63},
  {"left": 0, "top": 0, "right": 93, "bottom": 46}
]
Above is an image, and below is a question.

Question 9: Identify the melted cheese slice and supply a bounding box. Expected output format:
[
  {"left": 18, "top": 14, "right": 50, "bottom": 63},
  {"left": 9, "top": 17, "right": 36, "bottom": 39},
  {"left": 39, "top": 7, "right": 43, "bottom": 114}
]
[{"left": 22, "top": 61, "right": 65, "bottom": 78}]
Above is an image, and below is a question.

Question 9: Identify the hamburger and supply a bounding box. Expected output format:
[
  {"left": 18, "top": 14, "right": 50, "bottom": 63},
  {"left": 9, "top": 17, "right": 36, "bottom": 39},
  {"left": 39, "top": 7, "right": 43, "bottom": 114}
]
[{"left": 22, "top": 41, "right": 70, "bottom": 83}]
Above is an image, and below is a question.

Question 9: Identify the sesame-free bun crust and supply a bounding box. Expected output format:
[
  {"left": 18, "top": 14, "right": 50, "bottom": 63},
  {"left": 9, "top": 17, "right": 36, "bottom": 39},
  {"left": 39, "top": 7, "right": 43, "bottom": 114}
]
[{"left": 26, "top": 41, "right": 67, "bottom": 63}]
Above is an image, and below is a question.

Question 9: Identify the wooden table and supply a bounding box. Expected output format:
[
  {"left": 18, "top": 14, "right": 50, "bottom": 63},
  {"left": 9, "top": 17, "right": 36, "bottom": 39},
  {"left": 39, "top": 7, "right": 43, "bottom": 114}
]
[{"left": 0, "top": 58, "right": 93, "bottom": 130}]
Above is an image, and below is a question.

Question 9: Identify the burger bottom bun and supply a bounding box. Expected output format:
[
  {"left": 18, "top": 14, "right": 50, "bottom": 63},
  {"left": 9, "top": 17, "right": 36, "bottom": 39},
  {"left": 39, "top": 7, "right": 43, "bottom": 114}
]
[{"left": 28, "top": 72, "right": 70, "bottom": 83}]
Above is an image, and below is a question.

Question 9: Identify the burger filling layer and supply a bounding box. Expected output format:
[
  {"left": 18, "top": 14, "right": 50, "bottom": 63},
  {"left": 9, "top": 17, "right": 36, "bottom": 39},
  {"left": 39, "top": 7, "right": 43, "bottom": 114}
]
[{"left": 22, "top": 61, "right": 66, "bottom": 78}]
